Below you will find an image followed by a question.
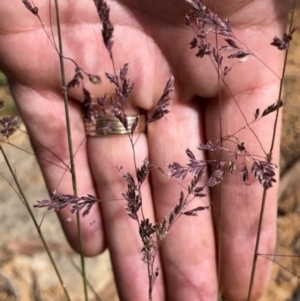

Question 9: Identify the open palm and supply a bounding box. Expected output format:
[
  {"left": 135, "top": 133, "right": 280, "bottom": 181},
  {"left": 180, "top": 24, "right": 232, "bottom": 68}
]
[{"left": 0, "top": 0, "right": 288, "bottom": 300}]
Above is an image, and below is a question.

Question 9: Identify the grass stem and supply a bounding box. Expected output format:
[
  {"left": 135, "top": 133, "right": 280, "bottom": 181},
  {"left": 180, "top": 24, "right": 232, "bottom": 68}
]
[
  {"left": 247, "top": 8, "right": 294, "bottom": 300},
  {"left": 0, "top": 144, "right": 72, "bottom": 301},
  {"left": 53, "top": 0, "right": 88, "bottom": 300}
]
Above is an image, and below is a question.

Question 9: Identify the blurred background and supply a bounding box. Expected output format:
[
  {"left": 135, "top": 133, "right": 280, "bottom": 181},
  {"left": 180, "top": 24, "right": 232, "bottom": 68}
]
[{"left": 0, "top": 6, "right": 300, "bottom": 301}]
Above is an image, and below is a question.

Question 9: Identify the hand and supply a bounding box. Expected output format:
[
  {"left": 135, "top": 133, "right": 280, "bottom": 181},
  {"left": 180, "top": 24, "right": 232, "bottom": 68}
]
[{"left": 0, "top": 1, "right": 288, "bottom": 300}]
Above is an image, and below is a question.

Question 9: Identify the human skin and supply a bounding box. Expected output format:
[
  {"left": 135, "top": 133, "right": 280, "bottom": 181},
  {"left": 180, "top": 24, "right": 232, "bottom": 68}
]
[{"left": 0, "top": 0, "right": 289, "bottom": 300}]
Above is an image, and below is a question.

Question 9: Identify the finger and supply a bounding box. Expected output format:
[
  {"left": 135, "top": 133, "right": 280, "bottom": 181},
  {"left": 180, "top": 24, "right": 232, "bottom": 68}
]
[
  {"left": 148, "top": 99, "right": 218, "bottom": 301},
  {"left": 87, "top": 119, "right": 165, "bottom": 300},
  {"left": 205, "top": 84, "right": 282, "bottom": 301},
  {"left": 10, "top": 83, "right": 106, "bottom": 255}
]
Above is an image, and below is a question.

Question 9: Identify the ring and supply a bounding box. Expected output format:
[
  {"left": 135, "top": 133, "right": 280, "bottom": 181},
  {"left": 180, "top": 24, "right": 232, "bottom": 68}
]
[{"left": 84, "top": 114, "right": 147, "bottom": 137}]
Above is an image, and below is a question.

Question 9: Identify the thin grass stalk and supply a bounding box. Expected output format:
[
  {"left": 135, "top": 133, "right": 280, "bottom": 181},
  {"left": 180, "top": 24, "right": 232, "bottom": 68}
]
[
  {"left": 70, "top": 258, "right": 104, "bottom": 301},
  {"left": 128, "top": 135, "right": 152, "bottom": 301},
  {"left": 0, "top": 145, "right": 72, "bottom": 301},
  {"left": 206, "top": 4, "right": 225, "bottom": 297},
  {"left": 246, "top": 7, "right": 295, "bottom": 300},
  {"left": 268, "top": 9, "right": 294, "bottom": 156},
  {"left": 53, "top": 0, "right": 88, "bottom": 300},
  {"left": 246, "top": 188, "right": 267, "bottom": 301},
  {"left": 214, "top": 26, "right": 224, "bottom": 301}
]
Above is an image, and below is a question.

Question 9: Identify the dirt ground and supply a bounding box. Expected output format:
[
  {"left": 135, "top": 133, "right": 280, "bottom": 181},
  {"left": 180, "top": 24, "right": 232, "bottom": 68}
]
[{"left": 0, "top": 7, "right": 300, "bottom": 301}]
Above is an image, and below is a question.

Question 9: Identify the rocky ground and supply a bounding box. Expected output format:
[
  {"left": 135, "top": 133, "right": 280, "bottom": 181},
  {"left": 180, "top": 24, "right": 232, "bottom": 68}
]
[{"left": 0, "top": 7, "right": 300, "bottom": 301}]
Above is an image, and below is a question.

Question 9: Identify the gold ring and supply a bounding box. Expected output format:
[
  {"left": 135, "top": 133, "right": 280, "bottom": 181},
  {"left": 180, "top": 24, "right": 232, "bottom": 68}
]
[{"left": 84, "top": 114, "right": 147, "bottom": 137}]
